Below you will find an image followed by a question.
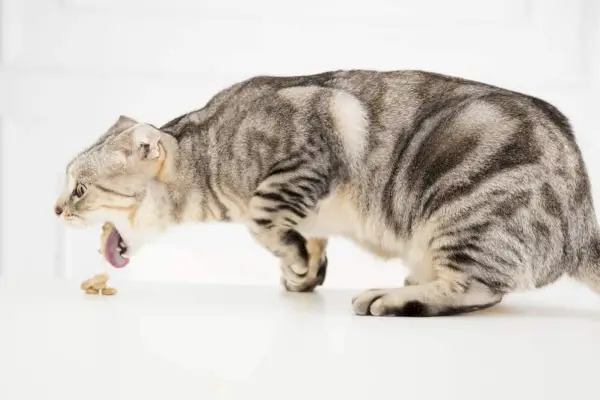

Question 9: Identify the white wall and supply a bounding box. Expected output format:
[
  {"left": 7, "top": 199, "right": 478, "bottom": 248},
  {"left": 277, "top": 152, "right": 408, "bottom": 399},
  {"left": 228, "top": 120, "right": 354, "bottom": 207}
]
[{"left": 1, "top": 0, "right": 599, "bottom": 288}]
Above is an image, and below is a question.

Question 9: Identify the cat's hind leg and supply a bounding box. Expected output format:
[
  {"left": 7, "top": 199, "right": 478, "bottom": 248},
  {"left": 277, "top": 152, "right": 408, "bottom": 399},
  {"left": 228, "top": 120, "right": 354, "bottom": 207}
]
[{"left": 352, "top": 267, "right": 503, "bottom": 317}]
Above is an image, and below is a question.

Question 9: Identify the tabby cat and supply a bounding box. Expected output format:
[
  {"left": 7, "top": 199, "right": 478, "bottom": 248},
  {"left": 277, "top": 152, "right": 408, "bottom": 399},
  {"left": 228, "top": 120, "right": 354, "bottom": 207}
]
[{"left": 54, "top": 70, "right": 600, "bottom": 317}]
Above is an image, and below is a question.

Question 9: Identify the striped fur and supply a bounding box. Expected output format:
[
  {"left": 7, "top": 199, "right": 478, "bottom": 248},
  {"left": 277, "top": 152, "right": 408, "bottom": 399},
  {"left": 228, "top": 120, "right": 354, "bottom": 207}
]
[{"left": 56, "top": 70, "right": 600, "bottom": 317}]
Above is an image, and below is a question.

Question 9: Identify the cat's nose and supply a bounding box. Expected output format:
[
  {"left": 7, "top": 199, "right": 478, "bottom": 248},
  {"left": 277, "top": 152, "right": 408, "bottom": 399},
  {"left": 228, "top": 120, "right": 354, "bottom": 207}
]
[{"left": 54, "top": 205, "right": 63, "bottom": 216}]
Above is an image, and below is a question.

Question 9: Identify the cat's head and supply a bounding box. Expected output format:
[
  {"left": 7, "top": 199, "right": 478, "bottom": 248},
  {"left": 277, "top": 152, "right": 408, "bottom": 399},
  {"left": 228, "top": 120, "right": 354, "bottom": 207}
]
[{"left": 54, "top": 115, "right": 171, "bottom": 267}]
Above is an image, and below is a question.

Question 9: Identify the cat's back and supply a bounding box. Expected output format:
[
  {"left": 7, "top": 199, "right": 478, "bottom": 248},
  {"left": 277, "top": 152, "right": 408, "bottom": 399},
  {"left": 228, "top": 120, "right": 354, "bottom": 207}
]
[{"left": 231, "top": 69, "right": 571, "bottom": 142}]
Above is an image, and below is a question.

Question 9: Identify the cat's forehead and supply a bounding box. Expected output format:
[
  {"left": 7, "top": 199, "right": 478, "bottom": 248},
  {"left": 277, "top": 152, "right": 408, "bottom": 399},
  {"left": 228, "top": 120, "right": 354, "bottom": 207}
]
[
  {"left": 63, "top": 115, "right": 141, "bottom": 183},
  {"left": 66, "top": 152, "right": 100, "bottom": 183},
  {"left": 67, "top": 147, "right": 126, "bottom": 183}
]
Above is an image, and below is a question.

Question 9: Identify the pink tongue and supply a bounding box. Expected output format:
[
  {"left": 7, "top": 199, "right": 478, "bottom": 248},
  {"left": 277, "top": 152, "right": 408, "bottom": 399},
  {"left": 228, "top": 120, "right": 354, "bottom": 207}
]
[{"left": 103, "top": 227, "right": 130, "bottom": 268}]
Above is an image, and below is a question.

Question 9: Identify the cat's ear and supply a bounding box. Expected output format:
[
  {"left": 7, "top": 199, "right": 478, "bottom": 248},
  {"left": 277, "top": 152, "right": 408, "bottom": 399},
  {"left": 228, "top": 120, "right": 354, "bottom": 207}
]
[
  {"left": 110, "top": 115, "right": 138, "bottom": 133},
  {"left": 131, "top": 124, "right": 162, "bottom": 160}
]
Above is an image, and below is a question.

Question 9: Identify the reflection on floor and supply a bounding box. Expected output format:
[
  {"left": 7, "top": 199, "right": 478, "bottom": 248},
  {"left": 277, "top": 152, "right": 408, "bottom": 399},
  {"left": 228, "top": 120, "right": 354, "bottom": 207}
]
[{"left": 0, "top": 277, "right": 599, "bottom": 400}]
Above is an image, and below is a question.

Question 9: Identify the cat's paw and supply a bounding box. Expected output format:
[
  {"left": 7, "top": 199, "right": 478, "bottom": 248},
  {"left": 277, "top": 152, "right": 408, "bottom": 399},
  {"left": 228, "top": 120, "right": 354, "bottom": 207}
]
[
  {"left": 280, "top": 255, "right": 328, "bottom": 292},
  {"left": 352, "top": 288, "right": 389, "bottom": 315},
  {"left": 351, "top": 288, "right": 424, "bottom": 316}
]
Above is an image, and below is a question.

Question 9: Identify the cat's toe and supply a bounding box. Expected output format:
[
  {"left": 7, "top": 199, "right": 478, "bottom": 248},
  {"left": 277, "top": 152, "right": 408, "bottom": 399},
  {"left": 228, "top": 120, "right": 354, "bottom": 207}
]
[{"left": 351, "top": 289, "right": 388, "bottom": 316}]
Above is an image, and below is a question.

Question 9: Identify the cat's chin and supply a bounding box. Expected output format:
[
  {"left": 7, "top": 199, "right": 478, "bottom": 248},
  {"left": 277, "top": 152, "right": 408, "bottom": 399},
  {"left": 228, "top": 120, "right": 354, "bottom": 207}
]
[{"left": 64, "top": 216, "right": 91, "bottom": 228}]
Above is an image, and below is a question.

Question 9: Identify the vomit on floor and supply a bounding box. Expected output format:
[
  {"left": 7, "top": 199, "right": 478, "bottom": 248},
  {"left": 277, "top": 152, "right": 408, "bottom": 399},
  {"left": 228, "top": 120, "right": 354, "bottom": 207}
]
[{"left": 80, "top": 273, "right": 117, "bottom": 296}]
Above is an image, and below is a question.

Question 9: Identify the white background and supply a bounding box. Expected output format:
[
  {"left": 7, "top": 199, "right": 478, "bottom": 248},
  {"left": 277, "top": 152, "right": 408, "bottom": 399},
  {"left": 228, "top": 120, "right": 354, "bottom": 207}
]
[{"left": 1, "top": 0, "right": 599, "bottom": 288}]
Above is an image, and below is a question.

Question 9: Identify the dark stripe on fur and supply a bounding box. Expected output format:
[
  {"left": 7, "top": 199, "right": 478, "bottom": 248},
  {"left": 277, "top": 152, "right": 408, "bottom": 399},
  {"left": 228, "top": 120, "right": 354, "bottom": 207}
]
[
  {"left": 274, "top": 203, "right": 308, "bottom": 219},
  {"left": 255, "top": 191, "right": 286, "bottom": 203},
  {"left": 253, "top": 218, "right": 273, "bottom": 227},
  {"left": 427, "top": 119, "right": 540, "bottom": 217},
  {"left": 265, "top": 158, "right": 306, "bottom": 178},
  {"left": 382, "top": 94, "right": 479, "bottom": 235},
  {"left": 94, "top": 184, "right": 136, "bottom": 198},
  {"left": 391, "top": 301, "right": 429, "bottom": 317},
  {"left": 493, "top": 191, "right": 532, "bottom": 218},
  {"left": 204, "top": 172, "right": 229, "bottom": 220}
]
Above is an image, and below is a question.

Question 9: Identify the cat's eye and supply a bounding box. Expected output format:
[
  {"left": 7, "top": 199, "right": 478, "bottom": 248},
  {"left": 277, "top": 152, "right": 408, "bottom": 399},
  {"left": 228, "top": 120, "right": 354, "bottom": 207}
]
[{"left": 74, "top": 183, "right": 87, "bottom": 198}]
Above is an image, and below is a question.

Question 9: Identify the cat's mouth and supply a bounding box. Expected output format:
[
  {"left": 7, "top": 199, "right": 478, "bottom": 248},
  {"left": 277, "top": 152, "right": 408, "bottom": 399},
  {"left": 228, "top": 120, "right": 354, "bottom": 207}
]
[{"left": 103, "top": 225, "right": 130, "bottom": 268}]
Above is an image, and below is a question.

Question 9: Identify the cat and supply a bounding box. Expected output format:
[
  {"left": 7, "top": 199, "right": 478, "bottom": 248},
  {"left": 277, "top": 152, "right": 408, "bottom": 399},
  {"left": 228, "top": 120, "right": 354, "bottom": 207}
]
[{"left": 54, "top": 69, "right": 600, "bottom": 317}]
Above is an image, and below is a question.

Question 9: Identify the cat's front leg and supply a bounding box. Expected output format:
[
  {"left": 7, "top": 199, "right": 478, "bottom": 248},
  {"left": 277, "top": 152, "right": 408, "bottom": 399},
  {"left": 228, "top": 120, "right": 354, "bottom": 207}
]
[{"left": 247, "top": 169, "right": 331, "bottom": 292}]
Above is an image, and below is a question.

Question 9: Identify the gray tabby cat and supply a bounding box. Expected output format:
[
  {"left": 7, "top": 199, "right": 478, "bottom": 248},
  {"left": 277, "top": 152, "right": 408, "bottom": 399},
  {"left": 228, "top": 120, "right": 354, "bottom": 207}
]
[{"left": 54, "top": 69, "right": 600, "bottom": 317}]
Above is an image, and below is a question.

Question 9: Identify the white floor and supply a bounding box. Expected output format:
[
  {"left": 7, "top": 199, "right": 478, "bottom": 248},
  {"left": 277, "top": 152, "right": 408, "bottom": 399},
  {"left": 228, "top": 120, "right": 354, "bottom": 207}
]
[{"left": 1, "top": 278, "right": 599, "bottom": 400}]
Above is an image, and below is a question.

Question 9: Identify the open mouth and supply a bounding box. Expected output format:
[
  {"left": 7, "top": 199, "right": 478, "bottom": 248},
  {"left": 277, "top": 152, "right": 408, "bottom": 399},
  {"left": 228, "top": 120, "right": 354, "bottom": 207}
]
[{"left": 103, "top": 225, "right": 130, "bottom": 268}]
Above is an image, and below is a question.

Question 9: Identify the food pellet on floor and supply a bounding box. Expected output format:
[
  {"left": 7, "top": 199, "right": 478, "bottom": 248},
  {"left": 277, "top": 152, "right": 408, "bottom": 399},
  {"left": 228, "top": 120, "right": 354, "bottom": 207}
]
[{"left": 81, "top": 272, "right": 116, "bottom": 295}]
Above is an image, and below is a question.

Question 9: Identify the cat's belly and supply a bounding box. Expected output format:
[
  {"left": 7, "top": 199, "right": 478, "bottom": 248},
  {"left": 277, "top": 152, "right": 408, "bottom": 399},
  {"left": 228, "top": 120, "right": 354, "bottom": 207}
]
[
  {"left": 295, "top": 188, "right": 359, "bottom": 238},
  {"left": 296, "top": 189, "right": 409, "bottom": 260},
  {"left": 297, "top": 190, "right": 437, "bottom": 272}
]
